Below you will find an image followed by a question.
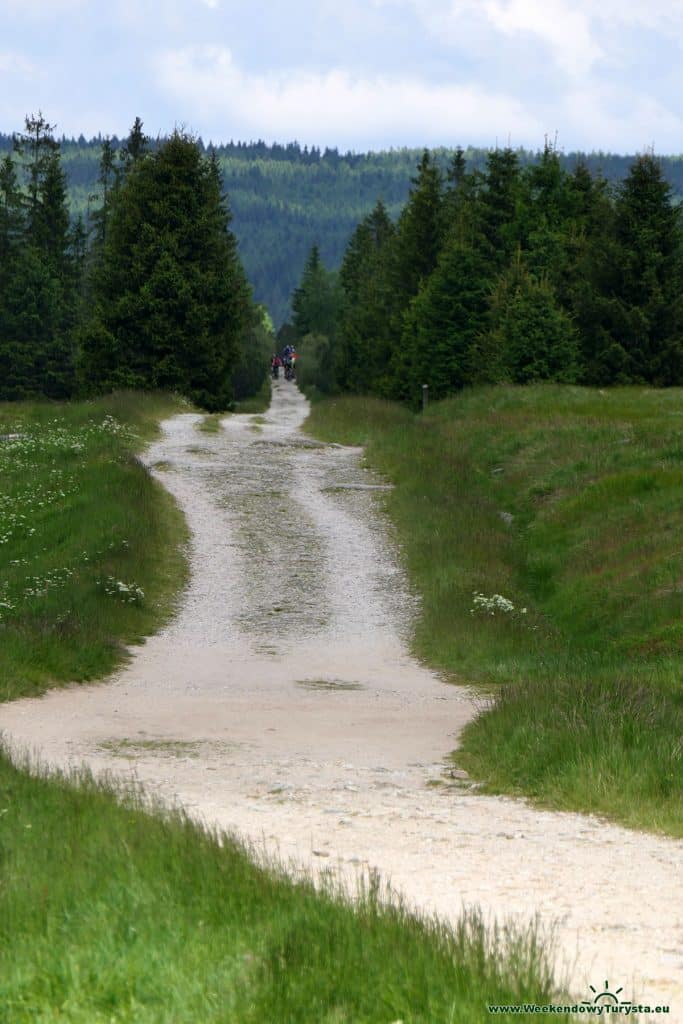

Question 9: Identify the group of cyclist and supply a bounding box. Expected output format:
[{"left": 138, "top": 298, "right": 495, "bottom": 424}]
[{"left": 271, "top": 344, "right": 297, "bottom": 381}]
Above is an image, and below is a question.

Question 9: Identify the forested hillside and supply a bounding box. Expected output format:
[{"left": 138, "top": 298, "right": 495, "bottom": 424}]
[
  {"left": 2, "top": 131, "right": 683, "bottom": 325},
  {"left": 290, "top": 145, "right": 683, "bottom": 400}
]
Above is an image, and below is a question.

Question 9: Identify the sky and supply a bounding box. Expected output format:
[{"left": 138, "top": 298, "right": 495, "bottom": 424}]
[{"left": 1, "top": 0, "right": 682, "bottom": 153}]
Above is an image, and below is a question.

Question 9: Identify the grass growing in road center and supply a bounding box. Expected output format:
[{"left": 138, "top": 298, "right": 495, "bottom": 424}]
[
  {"left": 305, "top": 386, "right": 683, "bottom": 836},
  {"left": 0, "top": 392, "right": 189, "bottom": 700}
]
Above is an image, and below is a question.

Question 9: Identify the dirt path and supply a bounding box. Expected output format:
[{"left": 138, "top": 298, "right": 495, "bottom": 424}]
[{"left": 2, "top": 382, "right": 681, "bottom": 1008}]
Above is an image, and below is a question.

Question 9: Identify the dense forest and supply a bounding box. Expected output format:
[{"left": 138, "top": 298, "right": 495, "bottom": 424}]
[
  {"left": 2, "top": 131, "right": 683, "bottom": 326},
  {"left": 288, "top": 145, "right": 683, "bottom": 403},
  {"left": 2, "top": 119, "right": 682, "bottom": 405},
  {"left": 0, "top": 117, "right": 270, "bottom": 406}
]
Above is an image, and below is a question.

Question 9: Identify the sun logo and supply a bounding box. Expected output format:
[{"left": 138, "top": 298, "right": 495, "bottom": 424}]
[{"left": 582, "top": 980, "right": 632, "bottom": 1010}]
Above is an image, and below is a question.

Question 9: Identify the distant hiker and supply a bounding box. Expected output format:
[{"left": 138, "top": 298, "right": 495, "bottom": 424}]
[
  {"left": 271, "top": 354, "right": 282, "bottom": 379},
  {"left": 280, "top": 344, "right": 296, "bottom": 380}
]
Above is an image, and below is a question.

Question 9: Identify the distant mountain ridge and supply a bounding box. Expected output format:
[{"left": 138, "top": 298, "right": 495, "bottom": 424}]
[{"left": 3, "top": 133, "right": 682, "bottom": 325}]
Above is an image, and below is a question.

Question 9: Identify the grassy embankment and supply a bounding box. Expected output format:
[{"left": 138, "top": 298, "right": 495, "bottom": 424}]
[
  {"left": 305, "top": 386, "right": 683, "bottom": 837},
  {"left": 1, "top": 393, "right": 559, "bottom": 1022},
  {"left": 0, "top": 391, "right": 189, "bottom": 701},
  {"left": 1, "top": 756, "right": 557, "bottom": 1023}
]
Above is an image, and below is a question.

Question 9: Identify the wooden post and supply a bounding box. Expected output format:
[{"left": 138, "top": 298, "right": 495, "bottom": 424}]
[{"left": 422, "top": 384, "right": 428, "bottom": 411}]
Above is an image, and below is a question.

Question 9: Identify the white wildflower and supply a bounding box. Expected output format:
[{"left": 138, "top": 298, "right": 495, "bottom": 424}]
[{"left": 471, "top": 592, "right": 516, "bottom": 615}]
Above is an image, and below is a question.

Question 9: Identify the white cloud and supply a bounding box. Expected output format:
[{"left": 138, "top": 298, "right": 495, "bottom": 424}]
[
  {"left": 3, "top": 0, "right": 683, "bottom": 150},
  {"left": 559, "top": 86, "right": 683, "bottom": 154},
  {"left": 153, "top": 45, "right": 542, "bottom": 147},
  {"left": 482, "top": 0, "right": 602, "bottom": 76},
  {"left": 372, "top": 0, "right": 683, "bottom": 75},
  {"left": 385, "top": 0, "right": 601, "bottom": 75}
]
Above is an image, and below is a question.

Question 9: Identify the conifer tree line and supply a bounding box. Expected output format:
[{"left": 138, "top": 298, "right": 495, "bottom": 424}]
[
  {"left": 0, "top": 114, "right": 269, "bottom": 408},
  {"left": 7, "top": 131, "right": 682, "bottom": 328},
  {"left": 288, "top": 145, "right": 683, "bottom": 402}
]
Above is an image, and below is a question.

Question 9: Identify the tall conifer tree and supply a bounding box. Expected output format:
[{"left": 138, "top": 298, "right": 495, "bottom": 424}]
[
  {"left": 291, "top": 244, "right": 342, "bottom": 341},
  {"left": 83, "top": 131, "right": 252, "bottom": 409},
  {"left": 403, "top": 234, "right": 491, "bottom": 400},
  {"left": 336, "top": 200, "right": 395, "bottom": 392},
  {"left": 477, "top": 147, "right": 522, "bottom": 270},
  {"left": 3, "top": 115, "right": 77, "bottom": 397},
  {"left": 386, "top": 150, "right": 444, "bottom": 398},
  {"left": 612, "top": 153, "right": 683, "bottom": 384}
]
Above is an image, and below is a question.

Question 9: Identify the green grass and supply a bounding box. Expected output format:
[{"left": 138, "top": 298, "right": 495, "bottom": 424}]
[
  {"left": 305, "top": 386, "right": 683, "bottom": 836},
  {"left": 0, "top": 391, "right": 190, "bottom": 700},
  {"left": 0, "top": 751, "right": 559, "bottom": 1023},
  {"left": 196, "top": 413, "right": 224, "bottom": 433}
]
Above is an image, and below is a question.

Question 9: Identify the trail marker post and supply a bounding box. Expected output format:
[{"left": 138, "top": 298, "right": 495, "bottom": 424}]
[{"left": 422, "top": 384, "right": 429, "bottom": 411}]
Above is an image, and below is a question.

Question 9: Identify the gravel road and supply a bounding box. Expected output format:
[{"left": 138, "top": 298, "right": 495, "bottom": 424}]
[{"left": 2, "top": 381, "right": 681, "bottom": 1009}]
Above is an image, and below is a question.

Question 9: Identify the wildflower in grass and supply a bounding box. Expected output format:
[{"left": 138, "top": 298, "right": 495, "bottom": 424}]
[
  {"left": 100, "top": 577, "right": 145, "bottom": 604},
  {"left": 471, "top": 592, "right": 516, "bottom": 616},
  {"left": 22, "top": 567, "right": 75, "bottom": 600}
]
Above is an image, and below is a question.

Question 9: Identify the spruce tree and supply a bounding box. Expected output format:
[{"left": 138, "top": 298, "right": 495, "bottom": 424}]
[
  {"left": 390, "top": 150, "right": 444, "bottom": 304},
  {"left": 446, "top": 146, "right": 467, "bottom": 192},
  {"left": 385, "top": 150, "right": 444, "bottom": 398},
  {"left": 0, "top": 154, "right": 23, "bottom": 264},
  {"left": 402, "top": 234, "right": 491, "bottom": 401},
  {"left": 477, "top": 147, "right": 522, "bottom": 270},
  {"left": 518, "top": 143, "right": 573, "bottom": 288},
  {"left": 92, "top": 137, "right": 117, "bottom": 246},
  {"left": 562, "top": 161, "right": 620, "bottom": 383},
  {"left": 336, "top": 201, "right": 395, "bottom": 392},
  {"left": 119, "top": 116, "right": 148, "bottom": 173},
  {"left": 0, "top": 154, "right": 30, "bottom": 398},
  {"left": 83, "top": 131, "right": 252, "bottom": 409},
  {"left": 5, "top": 116, "right": 77, "bottom": 398},
  {"left": 291, "top": 244, "right": 342, "bottom": 342},
  {"left": 612, "top": 153, "right": 683, "bottom": 384},
  {"left": 291, "top": 245, "right": 322, "bottom": 338},
  {"left": 31, "top": 150, "right": 70, "bottom": 274},
  {"left": 485, "top": 254, "right": 580, "bottom": 384},
  {"left": 13, "top": 113, "right": 59, "bottom": 232}
]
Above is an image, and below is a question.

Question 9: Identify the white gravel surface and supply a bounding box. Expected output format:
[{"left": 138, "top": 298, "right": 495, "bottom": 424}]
[{"left": 2, "top": 381, "right": 681, "bottom": 1011}]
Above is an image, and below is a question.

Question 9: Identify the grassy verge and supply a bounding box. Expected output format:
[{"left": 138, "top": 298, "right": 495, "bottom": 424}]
[
  {"left": 0, "top": 751, "right": 558, "bottom": 1023},
  {"left": 305, "top": 386, "right": 683, "bottom": 836},
  {"left": 0, "top": 391, "right": 190, "bottom": 700},
  {"left": 1, "top": 388, "right": 560, "bottom": 1020}
]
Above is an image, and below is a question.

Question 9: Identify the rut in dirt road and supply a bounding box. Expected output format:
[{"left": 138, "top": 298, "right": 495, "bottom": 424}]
[
  {"left": 154, "top": 379, "right": 415, "bottom": 660},
  {"left": 2, "top": 380, "right": 681, "bottom": 1008}
]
